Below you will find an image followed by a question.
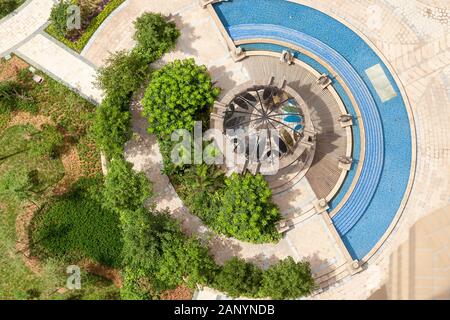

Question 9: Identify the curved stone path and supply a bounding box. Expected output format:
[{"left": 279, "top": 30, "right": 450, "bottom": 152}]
[{"left": 1, "top": 0, "right": 449, "bottom": 299}]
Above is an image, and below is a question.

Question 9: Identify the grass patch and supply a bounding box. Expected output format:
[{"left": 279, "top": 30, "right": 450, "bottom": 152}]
[
  {"left": 30, "top": 176, "right": 123, "bottom": 268},
  {"left": 19, "top": 68, "right": 101, "bottom": 176},
  {"left": 45, "top": 0, "right": 125, "bottom": 53},
  {"left": 0, "top": 57, "right": 113, "bottom": 299},
  {"left": 0, "top": 125, "right": 65, "bottom": 197}
]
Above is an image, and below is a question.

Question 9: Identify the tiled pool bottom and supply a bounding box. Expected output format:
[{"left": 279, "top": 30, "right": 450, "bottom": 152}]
[{"left": 214, "top": 0, "right": 413, "bottom": 260}]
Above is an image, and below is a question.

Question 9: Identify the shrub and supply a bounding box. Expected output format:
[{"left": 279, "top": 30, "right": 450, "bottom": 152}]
[
  {"left": 260, "top": 257, "right": 315, "bottom": 299},
  {"left": 156, "top": 237, "right": 218, "bottom": 289},
  {"left": 142, "top": 58, "right": 220, "bottom": 138},
  {"left": 174, "top": 164, "right": 224, "bottom": 219},
  {"left": 92, "top": 93, "right": 131, "bottom": 159},
  {"left": 133, "top": 12, "right": 180, "bottom": 62},
  {"left": 120, "top": 266, "right": 154, "bottom": 300},
  {"left": 29, "top": 125, "right": 64, "bottom": 159},
  {"left": 214, "top": 257, "right": 263, "bottom": 298},
  {"left": 158, "top": 138, "right": 189, "bottom": 176},
  {"left": 49, "top": 0, "right": 72, "bottom": 37},
  {"left": 120, "top": 207, "right": 181, "bottom": 291},
  {"left": 96, "top": 50, "right": 149, "bottom": 98},
  {"left": 211, "top": 173, "right": 281, "bottom": 243},
  {"left": 120, "top": 206, "right": 217, "bottom": 294},
  {"left": 30, "top": 176, "right": 123, "bottom": 267},
  {"left": 103, "top": 158, "right": 152, "bottom": 212},
  {"left": 0, "top": 80, "right": 36, "bottom": 114}
]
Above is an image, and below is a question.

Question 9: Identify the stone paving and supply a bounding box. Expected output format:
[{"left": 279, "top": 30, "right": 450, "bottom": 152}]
[
  {"left": 16, "top": 33, "right": 103, "bottom": 102},
  {"left": 0, "top": 0, "right": 449, "bottom": 299}
]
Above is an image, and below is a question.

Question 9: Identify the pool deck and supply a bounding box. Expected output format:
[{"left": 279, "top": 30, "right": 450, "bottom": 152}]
[{"left": 1, "top": 0, "right": 448, "bottom": 299}]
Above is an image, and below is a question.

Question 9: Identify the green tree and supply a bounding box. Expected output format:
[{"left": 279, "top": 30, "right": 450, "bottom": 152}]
[
  {"left": 29, "top": 125, "right": 64, "bottom": 159},
  {"left": 49, "top": 0, "right": 72, "bottom": 37},
  {"left": 214, "top": 257, "right": 263, "bottom": 298},
  {"left": 259, "top": 257, "right": 315, "bottom": 299},
  {"left": 103, "top": 158, "right": 152, "bottom": 212},
  {"left": 96, "top": 50, "right": 149, "bottom": 98},
  {"left": 133, "top": 12, "right": 180, "bottom": 62},
  {"left": 120, "top": 207, "right": 180, "bottom": 277},
  {"left": 120, "top": 206, "right": 218, "bottom": 294},
  {"left": 92, "top": 93, "right": 131, "bottom": 159},
  {"left": 212, "top": 173, "right": 281, "bottom": 243},
  {"left": 142, "top": 58, "right": 220, "bottom": 138}
]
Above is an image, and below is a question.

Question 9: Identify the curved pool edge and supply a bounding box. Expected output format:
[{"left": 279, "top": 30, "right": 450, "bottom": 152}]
[
  {"left": 208, "top": 0, "right": 417, "bottom": 264},
  {"left": 284, "top": 2, "right": 417, "bottom": 264}
]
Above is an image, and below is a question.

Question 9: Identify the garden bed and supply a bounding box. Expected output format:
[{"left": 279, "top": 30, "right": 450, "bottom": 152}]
[{"left": 45, "top": 0, "right": 125, "bottom": 53}]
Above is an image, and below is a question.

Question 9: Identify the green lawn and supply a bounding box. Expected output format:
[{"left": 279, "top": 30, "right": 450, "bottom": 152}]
[{"left": 0, "top": 59, "right": 117, "bottom": 299}]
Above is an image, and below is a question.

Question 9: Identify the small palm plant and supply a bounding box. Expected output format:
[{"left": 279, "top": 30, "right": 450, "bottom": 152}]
[{"left": 177, "top": 164, "right": 224, "bottom": 220}]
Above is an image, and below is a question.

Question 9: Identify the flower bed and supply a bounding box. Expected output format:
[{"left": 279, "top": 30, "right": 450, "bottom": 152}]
[{"left": 45, "top": 0, "right": 125, "bottom": 52}]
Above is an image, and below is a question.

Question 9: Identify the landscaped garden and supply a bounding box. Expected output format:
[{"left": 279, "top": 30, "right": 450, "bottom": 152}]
[
  {"left": 0, "top": 0, "right": 24, "bottom": 19},
  {"left": 90, "top": 11, "right": 315, "bottom": 299},
  {"left": 1, "top": 11, "right": 316, "bottom": 300},
  {"left": 46, "top": 0, "right": 125, "bottom": 52},
  {"left": 0, "top": 55, "right": 118, "bottom": 299}
]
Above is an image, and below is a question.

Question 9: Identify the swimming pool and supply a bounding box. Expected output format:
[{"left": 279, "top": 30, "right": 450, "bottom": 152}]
[{"left": 213, "top": 0, "right": 413, "bottom": 260}]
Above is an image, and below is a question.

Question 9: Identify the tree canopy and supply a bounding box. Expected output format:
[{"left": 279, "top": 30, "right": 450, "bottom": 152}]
[
  {"left": 211, "top": 173, "right": 281, "bottom": 243},
  {"left": 91, "top": 93, "right": 131, "bottom": 160},
  {"left": 96, "top": 50, "right": 149, "bottom": 99},
  {"left": 214, "top": 257, "right": 263, "bottom": 298},
  {"left": 260, "top": 257, "right": 315, "bottom": 299},
  {"left": 142, "top": 58, "right": 220, "bottom": 138}
]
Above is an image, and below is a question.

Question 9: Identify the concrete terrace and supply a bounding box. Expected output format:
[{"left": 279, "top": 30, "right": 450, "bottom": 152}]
[{"left": 1, "top": 0, "right": 449, "bottom": 299}]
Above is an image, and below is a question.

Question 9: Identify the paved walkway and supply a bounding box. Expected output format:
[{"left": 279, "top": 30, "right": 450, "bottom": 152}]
[
  {"left": 16, "top": 33, "right": 103, "bottom": 102},
  {"left": 0, "top": 0, "right": 54, "bottom": 56},
  {"left": 0, "top": 0, "right": 103, "bottom": 103}
]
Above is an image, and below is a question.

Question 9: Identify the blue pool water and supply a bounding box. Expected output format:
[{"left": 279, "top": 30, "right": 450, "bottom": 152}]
[{"left": 214, "top": 0, "right": 413, "bottom": 260}]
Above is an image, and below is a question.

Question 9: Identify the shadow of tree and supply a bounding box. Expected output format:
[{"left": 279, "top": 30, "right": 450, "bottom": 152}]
[{"left": 170, "top": 13, "right": 200, "bottom": 57}]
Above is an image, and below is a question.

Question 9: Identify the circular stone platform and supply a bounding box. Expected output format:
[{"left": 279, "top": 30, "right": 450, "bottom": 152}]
[
  {"left": 219, "top": 83, "right": 315, "bottom": 176},
  {"left": 210, "top": 56, "right": 351, "bottom": 215}
]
